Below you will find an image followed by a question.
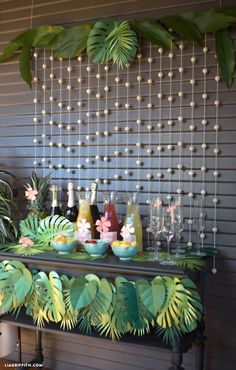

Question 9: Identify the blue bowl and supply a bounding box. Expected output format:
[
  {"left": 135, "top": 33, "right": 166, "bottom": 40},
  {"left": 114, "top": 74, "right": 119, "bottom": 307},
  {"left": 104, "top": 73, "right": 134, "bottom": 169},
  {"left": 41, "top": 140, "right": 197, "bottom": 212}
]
[
  {"left": 52, "top": 240, "right": 78, "bottom": 254},
  {"left": 83, "top": 240, "right": 109, "bottom": 257},
  {"left": 111, "top": 245, "right": 139, "bottom": 260}
]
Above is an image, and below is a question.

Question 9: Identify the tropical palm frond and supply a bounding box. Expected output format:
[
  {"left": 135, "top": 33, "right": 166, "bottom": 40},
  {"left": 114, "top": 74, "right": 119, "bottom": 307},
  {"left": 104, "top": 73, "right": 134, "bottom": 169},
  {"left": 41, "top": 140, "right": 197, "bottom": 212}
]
[
  {"left": 106, "top": 21, "right": 138, "bottom": 68},
  {"left": 37, "top": 215, "right": 74, "bottom": 246}
]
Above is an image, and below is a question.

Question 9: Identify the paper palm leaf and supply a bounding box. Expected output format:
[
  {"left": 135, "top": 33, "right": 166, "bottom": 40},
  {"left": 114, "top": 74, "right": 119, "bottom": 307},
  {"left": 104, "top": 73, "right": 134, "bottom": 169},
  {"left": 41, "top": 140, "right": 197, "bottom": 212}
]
[
  {"left": 70, "top": 275, "right": 98, "bottom": 310},
  {"left": 19, "top": 216, "right": 40, "bottom": 241},
  {"left": 60, "top": 275, "right": 79, "bottom": 330},
  {"left": 34, "top": 271, "right": 65, "bottom": 323},
  {"left": 136, "top": 277, "right": 165, "bottom": 318},
  {"left": 37, "top": 215, "right": 74, "bottom": 246},
  {"left": 106, "top": 21, "right": 138, "bottom": 68},
  {"left": 9, "top": 243, "right": 46, "bottom": 256},
  {"left": 87, "top": 19, "right": 116, "bottom": 63}
]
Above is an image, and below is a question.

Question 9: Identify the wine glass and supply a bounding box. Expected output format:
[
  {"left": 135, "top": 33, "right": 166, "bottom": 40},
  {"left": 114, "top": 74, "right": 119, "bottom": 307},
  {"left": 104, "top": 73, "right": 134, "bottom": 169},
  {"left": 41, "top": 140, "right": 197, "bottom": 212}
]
[
  {"left": 190, "top": 199, "right": 206, "bottom": 257},
  {"left": 160, "top": 205, "right": 176, "bottom": 265},
  {"left": 148, "top": 198, "right": 163, "bottom": 261},
  {"left": 171, "top": 197, "right": 185, "bottom": 258}
]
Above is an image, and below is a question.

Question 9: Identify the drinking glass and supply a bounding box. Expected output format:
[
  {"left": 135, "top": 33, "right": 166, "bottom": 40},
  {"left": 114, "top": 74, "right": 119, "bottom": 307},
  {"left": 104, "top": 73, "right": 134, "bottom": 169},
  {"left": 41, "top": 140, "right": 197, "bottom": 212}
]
[
  {"left": 160, "top": 205, "right": 176, "bottom": 265},
  {"left": 171, "top": 197, "right": 185, "bottom": 258},
  {"left": 148, "top": 198, "right": 163, "bottom": 261},
  {"left": 190, "top": 199, "right": 206, "bottom": 257}
]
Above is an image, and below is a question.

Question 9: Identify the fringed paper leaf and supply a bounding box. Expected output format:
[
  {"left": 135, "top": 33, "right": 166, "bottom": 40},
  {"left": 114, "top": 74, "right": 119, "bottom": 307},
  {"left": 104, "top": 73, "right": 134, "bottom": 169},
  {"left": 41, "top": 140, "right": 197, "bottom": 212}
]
[
  {"left": 19, "top": 216, "right": 40, "bottom": 242},
  {"left": 37, "top": 215, "right": 74, "bottom": 246}
]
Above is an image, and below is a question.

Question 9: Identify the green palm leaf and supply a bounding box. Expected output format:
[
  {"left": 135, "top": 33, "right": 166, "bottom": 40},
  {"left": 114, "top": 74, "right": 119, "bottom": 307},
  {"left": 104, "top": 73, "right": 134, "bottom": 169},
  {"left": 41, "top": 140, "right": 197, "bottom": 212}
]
[
  {"left": 37, "top": 215, "right": 74, "bottom": 246},
  {"left": 87, "top": 18, "right": 116, "bottom": 63},
  {"left": 136, "top": 277, "right": 165, "bottom": 317},
  {"left": 60, "top": 275, "right": 79, "bottom": 330},
  {"left": 106, "top": 21, "right": 137, "bottom": 68},
  {"left": 19, "top": 216, "right": 40, "bottom": 242},
  {"left": 70, "top": 275, "right": 98, "bottom": 310}
]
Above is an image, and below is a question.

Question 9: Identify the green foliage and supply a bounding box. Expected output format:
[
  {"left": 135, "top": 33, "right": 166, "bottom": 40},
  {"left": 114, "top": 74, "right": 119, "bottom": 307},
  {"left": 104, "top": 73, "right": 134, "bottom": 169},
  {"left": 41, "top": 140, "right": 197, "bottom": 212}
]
[
  {"left": 0, "top": 260, "right": 203, "bottom": 344},
  {"left": 161, "top": 15, "right": 202, "bottom": 43},
  {"left": 106, "top": 21, "right": 138, "bottom": 68},
  {"left": 131, "top": 19, "right": 174, "bottom": 49},
  {"left": 184, "top": 10, "right": 236, "bottom": 33},
  {"left": 0, "top": 170, "right": 18, "bottom": 244},
  {"left": 8, "top": 243, "right": 46, "bottom": 256},
  {"left": 37, "top": 215, "right": 74, "bottom": 246},
  {"left": 20, "top": 216, "right": 40, "bottom": 241},
  {"left": 215, "top": 28, "right": 235, "bottom": 88},
  {"left": 0, "top": 7, "right": 236, "bottom": 88},
  {"left": 87, "top": 19, "right": 117, "bottom": 63},
  {"left": 48, "top": 25, "right": 91, "bottom": 58}
]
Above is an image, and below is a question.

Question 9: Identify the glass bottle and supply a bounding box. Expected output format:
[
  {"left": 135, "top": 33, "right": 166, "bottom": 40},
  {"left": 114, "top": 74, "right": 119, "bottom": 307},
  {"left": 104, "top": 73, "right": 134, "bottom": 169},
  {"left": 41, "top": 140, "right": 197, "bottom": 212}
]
[
  {"left": 102, "top": 192, "right": 120, "bottom": 243},
  {"left": 123, "top": 192, "right": 143, "bottom": 251},
  {"left": 90, "top": 182, "right": 100, "bottom": 239},
  {"left": 49, "top": 184, "right": 62, "bottom": 216},
  {"left": 64, "top": 182, "right": 78, "bottom": 223},
  {"left": 75, "top": 189, "right": 95, "bottom": 241}
]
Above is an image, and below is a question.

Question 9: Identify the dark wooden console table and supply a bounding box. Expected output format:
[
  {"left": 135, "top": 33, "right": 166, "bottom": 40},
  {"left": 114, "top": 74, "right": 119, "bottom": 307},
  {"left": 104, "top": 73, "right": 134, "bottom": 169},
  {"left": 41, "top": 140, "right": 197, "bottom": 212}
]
[{"left": 0, "top": 251, "right": 206, "bottom": 370}]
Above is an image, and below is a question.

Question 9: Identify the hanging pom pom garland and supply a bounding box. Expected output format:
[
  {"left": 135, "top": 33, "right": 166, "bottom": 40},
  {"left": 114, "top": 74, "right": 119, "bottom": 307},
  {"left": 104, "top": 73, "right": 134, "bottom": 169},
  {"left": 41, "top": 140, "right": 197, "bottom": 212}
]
[
  {"left": 167, "top": 43, "right": 174, "bottom": 202},
  {"left": 41, "top": 50, "right": 47, "bottom": 175},
  {"left": 103, "top": 63, "right": 109, "bottom": 188},
  {"left": 177, "top": 42, "right": 184, "bottom": 197},
  {"left": 33, "top": 50, "right": 38, "bottom": 170},
  {"left": 114, "top": 64, "right": 120, "bottom": 190},
  {"left": 48, "top": 52, "right": 54, "bottom": 170},
  {"left": 95, "top": 64, "right": 101, "bottom": 185},
  {"left": 157, "top": 47, "right": 164, "bottom": 197},
  {"left": 212, "top": 56, "right": 220, "bottom": 274},
  {"left": 30, "top": 39, "right": 222, "bottom": 267},
  {"left": 146, "top": 43, "right": 153, "bottom": 204}
]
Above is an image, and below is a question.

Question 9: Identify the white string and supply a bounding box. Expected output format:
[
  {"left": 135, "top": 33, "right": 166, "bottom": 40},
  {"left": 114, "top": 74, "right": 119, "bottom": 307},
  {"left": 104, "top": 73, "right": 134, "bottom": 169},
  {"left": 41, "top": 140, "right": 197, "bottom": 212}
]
[
  {"left": 147, "top": 43, "right": 152, "bottom": 203},
  {"left": 86, "top": 60, "right": 91, "bottom": 188},
  {"left": 136, "top": 50, "right": 142, "bottom": 191},
  {"left": 167, "top": 43, "right": 173, "bottom": 201},
  {"left": 177, "top": 42, "right": 184, "bottom": 197},
  {"left": 212, "top": 60, "right": 220, "bottom": 273},
  {"left": 33, "top": 51, "right": 38, "bottom": 171},
  {"left": 114, "top": 64, "right": 120, "bottom": 191},
  {"left": 66, "top": 59, "right": 72, "bottom": 179},
  {"left": 157, "top": 47, "right": 163, "bottom": 197},
  {"left": 125, "top": 64, "right": 130, "bottom": 194},
  {"left": 49, "top": 52, "right": 54, "bottom": 170},
  {"left": 188, "top": 44, "right": 196, "bottom": 247},
  {"left": 201, "top": 35, "right": 208, "bottom": 249},
  {"left": 58, "top": 58, "right": 63, "bottom": 200},
  {"left": 96, "top": 64, "right": 100, "bottom": 184},
  {"left": 77, "top": 56, "right": 82, "bottom": 189},
  {"left": 104, "top": 63, "right": 109, "bottom": 189},
  {"left": 42, "top": 50, "right": 46, "bottom": 176}
]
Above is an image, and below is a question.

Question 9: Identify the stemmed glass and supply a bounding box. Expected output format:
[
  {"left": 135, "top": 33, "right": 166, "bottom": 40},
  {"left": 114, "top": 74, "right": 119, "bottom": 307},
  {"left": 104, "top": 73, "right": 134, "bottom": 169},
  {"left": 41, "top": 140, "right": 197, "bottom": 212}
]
[
  {"left": 160, "top": 205, "right": 176, "bottom": 265},
  {"left": 148, "top": 198, "right": 163, "bottom": 261},
  {"left": 190, "top": 199, "right": 206, "bottom": 257},
  {"left": 171, "top": 197, "right": 185, "bottom": 258}
]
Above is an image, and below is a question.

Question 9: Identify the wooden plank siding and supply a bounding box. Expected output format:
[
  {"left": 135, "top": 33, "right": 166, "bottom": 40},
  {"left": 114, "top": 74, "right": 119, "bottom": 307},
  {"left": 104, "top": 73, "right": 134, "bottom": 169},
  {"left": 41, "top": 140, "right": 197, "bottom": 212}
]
[{"left": 1, "top": 1, "right": 236, "bottom": 370}]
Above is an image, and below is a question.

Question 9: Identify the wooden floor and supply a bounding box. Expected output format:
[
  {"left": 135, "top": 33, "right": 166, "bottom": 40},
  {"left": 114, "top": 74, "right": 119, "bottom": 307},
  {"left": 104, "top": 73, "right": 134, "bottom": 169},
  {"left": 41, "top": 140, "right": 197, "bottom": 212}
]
[{"left": 0, "top": 359, "right": 47, "bottom": 370}]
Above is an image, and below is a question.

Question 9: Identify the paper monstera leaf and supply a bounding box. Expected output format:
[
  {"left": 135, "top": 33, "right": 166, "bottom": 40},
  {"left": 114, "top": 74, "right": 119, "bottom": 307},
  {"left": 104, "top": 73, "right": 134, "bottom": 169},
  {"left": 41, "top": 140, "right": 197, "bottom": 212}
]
[{"left": 37, "top": 215, "right": 74, "bottom": 246}]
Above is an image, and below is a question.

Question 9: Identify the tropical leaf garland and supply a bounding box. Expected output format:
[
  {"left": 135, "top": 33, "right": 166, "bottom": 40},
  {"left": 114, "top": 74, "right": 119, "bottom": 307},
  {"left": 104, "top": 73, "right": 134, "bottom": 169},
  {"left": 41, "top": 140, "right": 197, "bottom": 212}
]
[
  {"left": 0, "top": 7, "right": 235, "bottom": 87},
  {"left": 0, "top": 260, "right": 203, "bottom": 344}
]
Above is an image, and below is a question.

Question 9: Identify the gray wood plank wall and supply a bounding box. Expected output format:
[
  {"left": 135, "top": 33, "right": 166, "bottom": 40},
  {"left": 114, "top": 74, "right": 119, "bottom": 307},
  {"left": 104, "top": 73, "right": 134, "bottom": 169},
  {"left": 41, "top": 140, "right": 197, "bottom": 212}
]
[{"left": 1, "top": 1, "right": 236, "bottom": 369}]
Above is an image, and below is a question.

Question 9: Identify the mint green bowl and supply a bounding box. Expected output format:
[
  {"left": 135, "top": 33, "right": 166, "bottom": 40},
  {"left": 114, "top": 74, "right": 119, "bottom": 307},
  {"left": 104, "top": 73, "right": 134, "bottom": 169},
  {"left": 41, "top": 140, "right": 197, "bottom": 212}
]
[
  {"left": 51, "top": 240, "right": 78, "bottom": 254},
  {"left": 83, "top": 240, "right": 109, "bottom": 257},
  {"left": 111, "top": 245, "right": 139, "bottom": 260}
]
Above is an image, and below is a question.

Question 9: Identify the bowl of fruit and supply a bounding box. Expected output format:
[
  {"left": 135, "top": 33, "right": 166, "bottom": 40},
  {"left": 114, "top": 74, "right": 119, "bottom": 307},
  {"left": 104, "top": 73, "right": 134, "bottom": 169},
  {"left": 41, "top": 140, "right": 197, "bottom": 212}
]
[
  {"left": 83, "top": 239, "right": 109, "bottom": 257},
  {"left": 111, "top": 241, "right": 139, "bottom": 260},
  {"left": 51, "top": 234, "right": 78, "bottom": 255}
]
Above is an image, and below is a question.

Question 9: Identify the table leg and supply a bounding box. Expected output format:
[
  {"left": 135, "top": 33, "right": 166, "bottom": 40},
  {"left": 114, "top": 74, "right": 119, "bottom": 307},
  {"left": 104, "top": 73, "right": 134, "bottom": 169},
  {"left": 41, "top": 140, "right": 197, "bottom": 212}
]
[{"left": 169, "top": 338, "right": 185, "bottom": 370}]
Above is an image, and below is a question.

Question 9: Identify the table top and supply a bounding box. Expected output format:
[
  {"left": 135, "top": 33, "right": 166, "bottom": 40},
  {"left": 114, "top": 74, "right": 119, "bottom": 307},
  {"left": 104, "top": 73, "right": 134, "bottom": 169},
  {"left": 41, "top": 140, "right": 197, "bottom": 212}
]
[{"left": 0, "top": 250, "right": 185, "bottom": 278}]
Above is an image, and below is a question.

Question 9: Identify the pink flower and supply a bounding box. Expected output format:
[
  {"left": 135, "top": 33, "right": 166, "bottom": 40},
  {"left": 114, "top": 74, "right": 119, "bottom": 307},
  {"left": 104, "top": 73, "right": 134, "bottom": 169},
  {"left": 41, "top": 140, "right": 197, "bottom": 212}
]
[
  {"left": 96, "top": 217, "right": 111, "bottom": 233},
  {"left": 154, "top": 199, "right": 162, "bottom": 208},
  {"left": 175, "top": 200, "right": 181, "bottom": 207},
  {"left": 77, "top": 218, "right": 91, "bottom": 233},
  {"left": 19, "top": 237, "right": 34, "bottom": 247},
  {"left": 25, "top": 187, "right": 38, "bottom": 201},
  {"left": 121, "top": 224, "right": 135, "bottom": 238}
]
